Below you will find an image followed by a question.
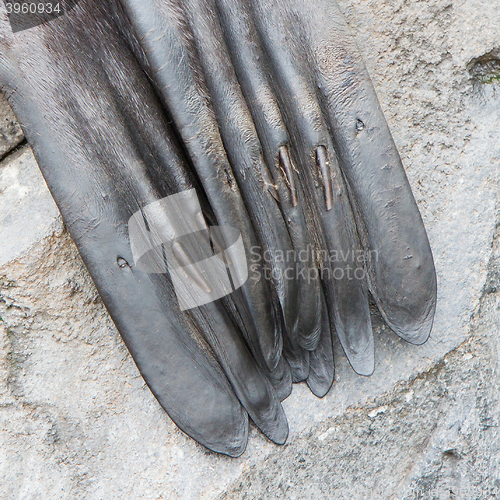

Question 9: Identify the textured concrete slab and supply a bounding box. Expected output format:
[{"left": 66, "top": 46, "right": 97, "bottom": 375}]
[
  {"left": 0, "top": 146, "right": 62, "bottom": 266},
  {"left": 0, "top": 0, "right": 499, "bottom": 499}
]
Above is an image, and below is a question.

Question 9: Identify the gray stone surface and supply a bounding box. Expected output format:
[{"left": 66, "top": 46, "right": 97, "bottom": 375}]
[
  {"left": 0, "top": 0, "right": 499, "bottom": 499},
  {"left": 0, "top": 92, "right": 24, "bottom": 159},
  {"left": 0, "top": 147, "right": 62, "bottom": 266}
]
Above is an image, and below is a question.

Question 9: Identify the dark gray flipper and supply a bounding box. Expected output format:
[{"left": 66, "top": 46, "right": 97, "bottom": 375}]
[{"left": 0, "top": 0, "right": 437, "bottom": 454}]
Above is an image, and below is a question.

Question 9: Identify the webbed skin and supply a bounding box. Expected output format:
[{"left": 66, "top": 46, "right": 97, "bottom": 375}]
[{"left": 0, "top": 0, "right": 436, "bottom": 456}]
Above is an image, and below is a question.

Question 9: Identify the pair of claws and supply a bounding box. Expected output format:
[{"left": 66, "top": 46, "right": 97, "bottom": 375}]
[{"left": 0, "top": 0, "right": 437, "bottom": 456}]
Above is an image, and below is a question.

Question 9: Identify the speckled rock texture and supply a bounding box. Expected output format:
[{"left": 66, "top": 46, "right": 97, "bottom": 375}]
[
  {"left": 0, "top": 92, "right": 24, "bottom": 159},
  {"left": 0, "top": 1, "right": 499, "bottom": 498}
]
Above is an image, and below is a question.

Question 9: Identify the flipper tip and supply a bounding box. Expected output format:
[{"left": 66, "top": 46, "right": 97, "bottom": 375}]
[
  {"left": 269, "top": 419, "right": 289, "bottom": 446},
  {"left": 342, "top": 337, "right": 375, "bottom": 377},
  {"left": 307, "top": 376, "right": 334, "bottom": 398},
  {"left": 199, "top": 416, "right": 249, "bottom": 458},
  {"left": 380, "top": 294, "right": 437, "bottom": 346},
  {"left": 387, "top": 306, "right": 436, "bottom": 346}
]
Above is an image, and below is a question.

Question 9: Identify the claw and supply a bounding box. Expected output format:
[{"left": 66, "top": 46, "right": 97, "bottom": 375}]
[
  {"left": 171, "top": 239, "right": 213, "bottom": 294},
  {"left": 316, "top": 146, "right": 334, "bottom": 211},
  {"left": 278, "top": 145, "right": 299, "bottom": 207}
]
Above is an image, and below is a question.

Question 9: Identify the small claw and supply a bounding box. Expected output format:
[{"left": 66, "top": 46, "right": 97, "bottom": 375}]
[
  {"left": 278, "top": 145, "right": 298, "bottom": 207},
  {"left": 267, "top": 182, "right": 281, "bottom": 203},
  {"left": 316, "top": 146, "right": 333, "bottom": 211}
]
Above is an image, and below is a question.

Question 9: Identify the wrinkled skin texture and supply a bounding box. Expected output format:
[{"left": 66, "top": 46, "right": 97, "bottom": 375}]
[{"left": 0, "top": 0, "right": 437, "bottom": 456}]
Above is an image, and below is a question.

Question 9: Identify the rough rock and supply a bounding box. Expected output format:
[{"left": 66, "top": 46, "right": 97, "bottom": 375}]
[
  {"left": 0, "top": 1, "right": 499, "bottom": 499},
  {"left": 0, "top": 92, "right": 24, "bottom": 159}
]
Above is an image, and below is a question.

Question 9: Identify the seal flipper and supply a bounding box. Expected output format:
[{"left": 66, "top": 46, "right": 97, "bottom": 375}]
[{"left": 0, "top": 0, "right": 438, "bottom": 453}]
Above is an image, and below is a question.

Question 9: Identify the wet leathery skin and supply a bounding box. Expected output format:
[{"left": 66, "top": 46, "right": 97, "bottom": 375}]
[{"left": 0, "top": 0, "right": 436, "bottom": 455}]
